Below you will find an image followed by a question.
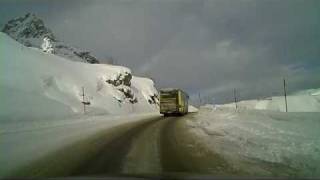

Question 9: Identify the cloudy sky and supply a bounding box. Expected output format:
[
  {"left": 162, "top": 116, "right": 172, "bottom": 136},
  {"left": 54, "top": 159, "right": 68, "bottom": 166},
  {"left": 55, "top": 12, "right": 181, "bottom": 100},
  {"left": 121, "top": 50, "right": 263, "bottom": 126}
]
[{"left": 1, "top": 0, "right": 320, "bottom": 104}]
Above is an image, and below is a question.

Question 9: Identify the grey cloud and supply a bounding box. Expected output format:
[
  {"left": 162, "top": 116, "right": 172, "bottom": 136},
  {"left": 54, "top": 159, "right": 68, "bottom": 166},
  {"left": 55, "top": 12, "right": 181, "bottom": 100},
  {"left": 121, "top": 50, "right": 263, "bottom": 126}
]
[{"left": 1, "top": 0, "right": 319, "bottom": 105}]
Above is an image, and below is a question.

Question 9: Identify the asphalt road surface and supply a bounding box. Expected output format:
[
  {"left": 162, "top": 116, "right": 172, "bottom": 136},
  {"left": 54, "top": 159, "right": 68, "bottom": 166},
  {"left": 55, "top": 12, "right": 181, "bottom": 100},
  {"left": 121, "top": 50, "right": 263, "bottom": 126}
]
[{"left": 11, "top": 114, "right": 242, "bottom": 178}]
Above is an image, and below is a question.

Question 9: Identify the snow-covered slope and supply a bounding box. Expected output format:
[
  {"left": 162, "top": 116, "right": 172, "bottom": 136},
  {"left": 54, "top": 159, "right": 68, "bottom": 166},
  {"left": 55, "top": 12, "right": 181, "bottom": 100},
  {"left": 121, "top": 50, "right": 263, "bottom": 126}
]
[
  {"left": 216, "top": 89, "right": 320, "bottom": 112},
  {"left": 2, "top": 13, "right": 100, "bottom": 64},
  {"left": 131, "top": 76, "right": 159, "bottom": 105},
  {"left": 0, "top": 32, "right": 159, "bottom": 121},
  {"left": 186, "top": 107, "right": 320, "bottom": 176}
]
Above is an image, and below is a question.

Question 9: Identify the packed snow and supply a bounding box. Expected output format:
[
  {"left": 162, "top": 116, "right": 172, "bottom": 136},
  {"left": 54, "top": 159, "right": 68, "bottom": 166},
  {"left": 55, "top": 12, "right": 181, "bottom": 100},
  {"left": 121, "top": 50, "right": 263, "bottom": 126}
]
[
  {"left": 186, "top": 106, "right": 320, "bottom": 176},
  {"left": 216, "top": 88, "right": 320, "bottom": 112}
]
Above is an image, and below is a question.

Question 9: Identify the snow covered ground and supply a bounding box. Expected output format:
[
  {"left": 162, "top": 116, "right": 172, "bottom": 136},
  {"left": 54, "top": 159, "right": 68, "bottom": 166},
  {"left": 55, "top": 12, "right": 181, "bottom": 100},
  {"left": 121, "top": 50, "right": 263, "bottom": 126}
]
[
  {"left": 188, "top": 105, "right": 199, "bottom": 113},
  {"left": 216, "top": 88, "right": 320, "bottom": 112},
  {"left": 186, "top": 106, "right": 320, "bottom": 176},
  {"left": 0, "top": 32, "right": 159, "bottom": 122}
]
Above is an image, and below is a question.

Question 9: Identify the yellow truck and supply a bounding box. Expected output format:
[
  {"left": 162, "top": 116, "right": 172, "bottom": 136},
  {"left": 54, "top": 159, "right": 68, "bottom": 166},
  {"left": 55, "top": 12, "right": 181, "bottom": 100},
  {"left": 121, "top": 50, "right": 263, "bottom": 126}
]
[{"left": 160, "top": 88, "right": 189, "bottom": 116}]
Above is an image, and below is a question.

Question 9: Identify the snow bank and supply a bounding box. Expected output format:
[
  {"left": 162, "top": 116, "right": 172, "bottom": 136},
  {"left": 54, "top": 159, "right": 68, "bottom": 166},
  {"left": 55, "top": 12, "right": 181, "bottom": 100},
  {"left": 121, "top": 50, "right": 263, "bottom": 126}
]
[
  {"left": 0, "top": 32, "right": 158, "bottom": 121},
  {"left": 217, "top": 89, "right": 320, "bottom": 112},
  {"left": 188, "top": 105, "right": 199, "bottom": 112},
  {"left": 187, "top": 107, "right": 320, "bottom": 176}
]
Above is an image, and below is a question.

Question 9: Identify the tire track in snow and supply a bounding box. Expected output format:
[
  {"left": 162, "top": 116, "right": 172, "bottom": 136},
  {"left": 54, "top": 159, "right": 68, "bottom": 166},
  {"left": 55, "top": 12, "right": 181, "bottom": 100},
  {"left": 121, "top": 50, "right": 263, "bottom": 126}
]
[
  {"left": 121, "top": 118, "right": 169, "bottom": 174},
  {"left": 70, "top": 117, "right": 163, "bottom": 176}
]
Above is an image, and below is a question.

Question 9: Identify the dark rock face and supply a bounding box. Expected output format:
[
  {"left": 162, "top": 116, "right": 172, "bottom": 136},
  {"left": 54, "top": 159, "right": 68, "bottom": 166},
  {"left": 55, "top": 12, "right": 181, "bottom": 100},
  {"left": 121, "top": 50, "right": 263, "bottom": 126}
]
[
  {"left": 123, "top": 73, "right": 132, "bottom": 87},
  {"left": 118, "top": 87, "right": 138, "bottom": 104},
  {"left": 106, "top": 72, "right": 132, "bottom": 87},
  {"left": 148, "top": 94, "right": 159, "bottom": 105},
  {"left": 106, "top": 72, "right": 137, "bottom": 103},
  {"left": 73, "top": 51, "right": 100, "bottom": 64},
  {"left": 118, "top": 88, "right": 134, "bottom": 99},
  {"left": 129, "top": 98, "right": 138, "bottom": 104},
  {"left": 2, "top": 13, "right": 56, "bottom": 43},
  {"left": 1, "top": 13, "right": 100, "bottom": 64},
  {"left": 106, "top": 73, "right": 159, "bottom": 105}
]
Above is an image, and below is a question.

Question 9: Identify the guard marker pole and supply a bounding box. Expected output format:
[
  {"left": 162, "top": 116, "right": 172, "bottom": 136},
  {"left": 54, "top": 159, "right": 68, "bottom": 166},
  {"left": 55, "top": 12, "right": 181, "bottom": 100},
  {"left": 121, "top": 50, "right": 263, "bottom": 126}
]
[
  {"left": 283, "top": 79, "right": 288, "bottom": 112},
  {"left": 234, "top": 88, "right": 238, "bottom": 110}
]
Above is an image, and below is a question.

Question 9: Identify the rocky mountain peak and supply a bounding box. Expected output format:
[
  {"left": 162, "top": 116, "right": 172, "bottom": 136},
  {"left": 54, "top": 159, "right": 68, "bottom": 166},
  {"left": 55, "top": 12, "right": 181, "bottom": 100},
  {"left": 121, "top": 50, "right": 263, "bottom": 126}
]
[
  {"left": 2, "top": 13, "right": 99, "bottom": 64},
  {"left": 2, "top": 13, "right": 55, "bottom": 44}
]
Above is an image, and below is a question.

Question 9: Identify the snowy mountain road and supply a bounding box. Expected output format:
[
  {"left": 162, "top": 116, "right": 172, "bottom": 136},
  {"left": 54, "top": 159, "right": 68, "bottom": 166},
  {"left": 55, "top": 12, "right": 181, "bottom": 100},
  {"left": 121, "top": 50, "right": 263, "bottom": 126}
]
[
  {"left": 69, "top": 114, "right": 239, "bottom": 177},
  {"left": 9, "top": 113, "right": 239, "bottom": 178}
]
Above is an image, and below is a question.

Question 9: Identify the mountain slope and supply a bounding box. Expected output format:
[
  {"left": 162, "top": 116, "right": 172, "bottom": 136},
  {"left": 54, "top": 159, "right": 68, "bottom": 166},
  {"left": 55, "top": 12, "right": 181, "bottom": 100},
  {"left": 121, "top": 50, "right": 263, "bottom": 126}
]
[
  {"left": 2, "top": 13, "right": 99, "bottom": 64},
  {"left": 0, "top": 32, "right": 159, "bottom": 121}
]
